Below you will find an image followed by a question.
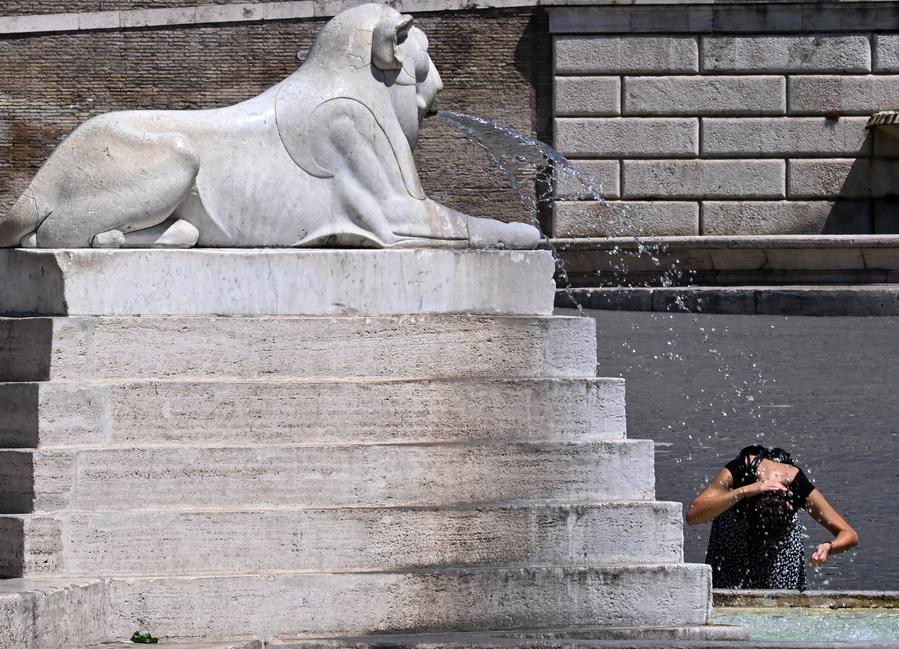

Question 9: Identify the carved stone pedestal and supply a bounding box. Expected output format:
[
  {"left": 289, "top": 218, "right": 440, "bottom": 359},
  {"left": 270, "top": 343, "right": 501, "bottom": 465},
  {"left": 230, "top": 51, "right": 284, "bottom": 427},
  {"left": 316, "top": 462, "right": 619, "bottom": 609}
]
[{"left": 0, "top": 249, "right": 724, "bottom": 648}]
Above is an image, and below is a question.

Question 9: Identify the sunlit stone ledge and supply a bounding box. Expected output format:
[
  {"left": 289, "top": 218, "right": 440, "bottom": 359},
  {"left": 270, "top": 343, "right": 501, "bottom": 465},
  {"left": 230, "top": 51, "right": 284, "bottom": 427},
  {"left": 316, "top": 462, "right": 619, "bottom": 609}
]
[{"left": 0, "top": 248, "right": 556, "bottom": 316}]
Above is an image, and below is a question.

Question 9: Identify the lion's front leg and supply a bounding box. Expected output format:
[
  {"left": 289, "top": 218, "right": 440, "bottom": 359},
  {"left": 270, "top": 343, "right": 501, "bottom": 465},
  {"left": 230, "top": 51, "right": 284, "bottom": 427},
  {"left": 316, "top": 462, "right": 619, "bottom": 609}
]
[{"left": 92, "top": 218, "right": 200, "bottom": 248}]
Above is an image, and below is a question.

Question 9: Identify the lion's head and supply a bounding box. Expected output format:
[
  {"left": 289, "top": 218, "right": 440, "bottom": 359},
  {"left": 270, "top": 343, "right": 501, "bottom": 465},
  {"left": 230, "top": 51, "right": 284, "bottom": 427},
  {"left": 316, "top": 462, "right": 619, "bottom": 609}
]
[{"left": 297, "top": 4, "right": 442, "bottom": 146}]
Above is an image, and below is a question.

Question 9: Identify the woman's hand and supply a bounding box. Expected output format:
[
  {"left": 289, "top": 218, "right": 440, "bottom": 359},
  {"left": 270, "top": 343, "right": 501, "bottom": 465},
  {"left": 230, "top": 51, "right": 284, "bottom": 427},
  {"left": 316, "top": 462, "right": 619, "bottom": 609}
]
[
  {"left": 811, "top": 542, "right": 832, "bottom": 566},
  {"left": 744, "top": 478, "right": 788, "bottom": 498}
]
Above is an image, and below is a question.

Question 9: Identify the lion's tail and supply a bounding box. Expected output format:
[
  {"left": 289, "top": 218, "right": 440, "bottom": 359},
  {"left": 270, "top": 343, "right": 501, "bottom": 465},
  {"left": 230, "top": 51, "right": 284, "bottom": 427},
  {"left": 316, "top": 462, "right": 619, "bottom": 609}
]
[{"left": 0, "top": 188, "right": 44, "bottom": 247}]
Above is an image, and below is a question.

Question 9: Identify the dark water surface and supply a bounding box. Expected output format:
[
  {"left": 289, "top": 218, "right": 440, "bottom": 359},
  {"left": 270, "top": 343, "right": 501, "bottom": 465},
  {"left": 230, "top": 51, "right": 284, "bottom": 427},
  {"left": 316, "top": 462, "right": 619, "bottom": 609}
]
[{"left": 572, "top": 309, "right": 899, "bottom": 590}]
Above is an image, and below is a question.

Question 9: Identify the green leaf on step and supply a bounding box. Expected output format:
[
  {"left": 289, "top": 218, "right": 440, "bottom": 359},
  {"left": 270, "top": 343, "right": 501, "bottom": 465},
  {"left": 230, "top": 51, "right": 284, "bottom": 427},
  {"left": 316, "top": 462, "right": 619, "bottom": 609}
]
[{"left": 131, "top": 631, "right": 159, "bottom": 644}]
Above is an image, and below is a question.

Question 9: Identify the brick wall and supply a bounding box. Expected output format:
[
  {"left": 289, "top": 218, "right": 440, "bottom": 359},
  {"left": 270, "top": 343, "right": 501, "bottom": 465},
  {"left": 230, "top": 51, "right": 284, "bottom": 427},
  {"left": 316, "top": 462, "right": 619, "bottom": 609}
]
[
  {"left": 550, "top": 2, "right": 899, "bottom": 238},
  {"left": 0, "top": 7, "right": 551, "bottom": 227}
]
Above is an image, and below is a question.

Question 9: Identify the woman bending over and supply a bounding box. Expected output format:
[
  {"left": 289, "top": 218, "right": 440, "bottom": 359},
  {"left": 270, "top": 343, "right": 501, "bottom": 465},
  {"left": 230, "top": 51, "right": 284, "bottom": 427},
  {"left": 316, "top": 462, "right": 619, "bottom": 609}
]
[{"left": 687, "top": 445, "right": 858, "bottom": 590}]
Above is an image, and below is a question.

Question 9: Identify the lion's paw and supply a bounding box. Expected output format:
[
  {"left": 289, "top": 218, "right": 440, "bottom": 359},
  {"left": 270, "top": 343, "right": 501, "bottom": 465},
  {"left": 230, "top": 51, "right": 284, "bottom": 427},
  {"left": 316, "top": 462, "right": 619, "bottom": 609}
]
[
  {"left": 91, "top": 229, "right": 126, "bottom": 248},
  {"left": 468, "top": 218, "right": 541, "bottom": 250}
]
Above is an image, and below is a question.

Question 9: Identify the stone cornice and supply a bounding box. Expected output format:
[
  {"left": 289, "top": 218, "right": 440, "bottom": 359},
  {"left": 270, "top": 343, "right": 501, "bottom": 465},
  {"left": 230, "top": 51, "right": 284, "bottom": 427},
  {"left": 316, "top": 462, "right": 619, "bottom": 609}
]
[{"left": 4, "top": 0, "right": 895, "bottom": 36}]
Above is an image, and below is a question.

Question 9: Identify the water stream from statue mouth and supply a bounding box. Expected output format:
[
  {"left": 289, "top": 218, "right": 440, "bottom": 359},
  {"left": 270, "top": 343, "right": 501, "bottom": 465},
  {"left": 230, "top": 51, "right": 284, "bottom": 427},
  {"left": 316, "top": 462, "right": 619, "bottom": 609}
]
[{"left": 435, "top": 110, "right": 693, "bottom": 311}]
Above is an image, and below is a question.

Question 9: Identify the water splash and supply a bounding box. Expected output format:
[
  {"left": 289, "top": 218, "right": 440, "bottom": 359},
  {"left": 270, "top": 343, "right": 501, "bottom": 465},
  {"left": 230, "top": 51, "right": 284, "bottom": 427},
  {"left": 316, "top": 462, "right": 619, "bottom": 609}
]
[
  {"left": 436, "top": 111, "right": 850, "bottom": 589},
  {"left": 435, "top": 111, "right": 690, "bottom": 296}
]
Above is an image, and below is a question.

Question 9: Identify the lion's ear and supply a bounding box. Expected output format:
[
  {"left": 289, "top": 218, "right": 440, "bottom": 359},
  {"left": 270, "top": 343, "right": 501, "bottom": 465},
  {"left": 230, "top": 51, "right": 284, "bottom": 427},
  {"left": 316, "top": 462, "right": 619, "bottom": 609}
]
[{"left": 371, "top": 13, "right": 413, "bottom": 70}]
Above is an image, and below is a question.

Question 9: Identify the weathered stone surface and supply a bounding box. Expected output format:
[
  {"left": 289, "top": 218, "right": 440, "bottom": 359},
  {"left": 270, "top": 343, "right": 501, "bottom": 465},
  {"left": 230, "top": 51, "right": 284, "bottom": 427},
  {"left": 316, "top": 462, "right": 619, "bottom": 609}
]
[
  {"left": 708, "top": 3, "right": 802, "bottom": 32},
  {"left": 103, "top": 565, "right": 712, "bottom": 639},
  {"left": 874, "top": 35, "right": 899, "bottom": 72},
  {"left": 702, "top": 201, "right": 872, "bottom": 235},
  {"left": 0, "top": 378, "right": 626, "bottom": 449},
  {"left": 554, "top": 77, "right": 620, "bottom": 116},
  {"left": 0, "top": 315, "right": 597, "bottom": 382},
  {"left": 0, "top": 249, "right": 556, "bottom": 317},
  {"left": 788, "top": 75, "right": 899, "bottom": 115},
  {"left": 703, "top": 36, "right": 870, "bottom": 73},
  {"left": 1, "top": 440, "right": 655, "bottom": 512},
  {"left": 622, "top": 160, "right": 785, "bottom": 199},
  {"left": 4, "top": 502, "right": 683, "bottom": 577},
  {"left": 788, "top": 158, "right": 899, "bottom": 198},
  {"left": 548, "top": 6, "right": 721, "bottom": 34},
  {"left": 553, "top": 201, "right": 699, "bottom": 237},
  {"left": 0, "top": 579, "right": 106, "bottom": 649},
  {"left": 624, "top": 76, "right": 785, "bottom": 116},
  {"left": 555, "top": 118, "right": 698, "bottom": 158},
  {"left": 90, "top": 643, "right": 262, "bottom": 649},
  {"left": 554, "top": 36, "right": 698, "bottom": 74},
  {"left": 701, "top": 117, "right": 870, "bottom": 157},
  {"left": 554, "top": 160, "right": 620, "bottom": 200}
]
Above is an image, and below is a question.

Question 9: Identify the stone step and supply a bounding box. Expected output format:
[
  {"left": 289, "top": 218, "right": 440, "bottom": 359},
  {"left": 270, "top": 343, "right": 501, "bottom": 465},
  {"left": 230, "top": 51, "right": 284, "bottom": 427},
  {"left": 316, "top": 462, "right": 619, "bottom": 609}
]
[
  {"left": 0, "top": 440, "right": 654, "bottom": 513},
  {"left": 0, "top": 377, "right": 625, "bottom": 449},
  {"left": 0, "top": 249, "right": 555, "bottom": 317},
  {"left": 87, "top": 643, "right": 261, "bottom": 649},
  {"left": 1, "top": 501, "right": 683, "bottom": 578},
  {"left": 270, "top": 627, "right": 751, "bottom": 647},
  {"left": 0, "top": 315, "right": 596, "bottom": 382},
  {"left": 0, "top": 578, "right": 105, "bottom": 649},
  {"left": 101, "top": 565, "right": 711, "bottom": 641}
]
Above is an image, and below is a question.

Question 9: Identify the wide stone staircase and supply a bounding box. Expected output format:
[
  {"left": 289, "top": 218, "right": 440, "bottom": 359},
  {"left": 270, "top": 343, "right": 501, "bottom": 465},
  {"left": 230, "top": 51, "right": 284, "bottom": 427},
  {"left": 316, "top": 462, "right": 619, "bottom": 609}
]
[{"left": 0, "top": 249, "right": 722, "bottom": 648}]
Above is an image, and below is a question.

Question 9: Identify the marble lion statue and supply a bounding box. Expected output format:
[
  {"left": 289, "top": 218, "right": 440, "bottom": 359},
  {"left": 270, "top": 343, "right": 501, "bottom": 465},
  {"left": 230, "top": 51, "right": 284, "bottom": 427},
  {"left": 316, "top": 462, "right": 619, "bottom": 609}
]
[{"left": 0, "top": 3, "right": 539, "bottom": 249}]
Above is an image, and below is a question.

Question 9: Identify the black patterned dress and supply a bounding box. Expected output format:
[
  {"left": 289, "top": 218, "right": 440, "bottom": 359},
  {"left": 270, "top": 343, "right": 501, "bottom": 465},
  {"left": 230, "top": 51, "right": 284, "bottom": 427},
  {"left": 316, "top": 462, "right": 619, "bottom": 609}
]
[{"left": 705, "top": 446, "right": 815, "bottom": 590}]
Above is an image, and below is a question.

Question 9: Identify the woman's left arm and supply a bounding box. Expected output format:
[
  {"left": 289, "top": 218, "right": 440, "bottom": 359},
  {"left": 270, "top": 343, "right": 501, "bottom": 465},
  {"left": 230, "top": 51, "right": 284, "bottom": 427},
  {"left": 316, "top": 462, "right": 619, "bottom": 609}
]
[{"left": 804, "top": 489, "right": 859, "bottom": 566}]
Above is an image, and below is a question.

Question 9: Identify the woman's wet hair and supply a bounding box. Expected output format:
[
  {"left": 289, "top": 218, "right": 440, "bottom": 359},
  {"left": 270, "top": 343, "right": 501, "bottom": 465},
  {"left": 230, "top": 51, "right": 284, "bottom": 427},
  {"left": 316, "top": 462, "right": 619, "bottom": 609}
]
[{"left": 747, "top": 489, "right": 796, "bottom": 539}]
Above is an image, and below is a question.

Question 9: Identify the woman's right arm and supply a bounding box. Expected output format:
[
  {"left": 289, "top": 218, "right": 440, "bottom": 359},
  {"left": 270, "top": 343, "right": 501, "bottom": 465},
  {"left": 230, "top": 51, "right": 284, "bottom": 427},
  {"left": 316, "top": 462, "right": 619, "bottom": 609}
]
[{"left": 685, "top": 468, "right": 787, "bottom": 525}]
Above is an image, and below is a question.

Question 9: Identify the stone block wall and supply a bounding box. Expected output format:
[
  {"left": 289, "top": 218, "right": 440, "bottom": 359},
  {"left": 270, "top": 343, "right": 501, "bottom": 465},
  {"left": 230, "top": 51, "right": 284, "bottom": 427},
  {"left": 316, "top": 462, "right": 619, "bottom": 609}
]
[{"left": 550, "top": 1, "right": 899, "bottom": 238}]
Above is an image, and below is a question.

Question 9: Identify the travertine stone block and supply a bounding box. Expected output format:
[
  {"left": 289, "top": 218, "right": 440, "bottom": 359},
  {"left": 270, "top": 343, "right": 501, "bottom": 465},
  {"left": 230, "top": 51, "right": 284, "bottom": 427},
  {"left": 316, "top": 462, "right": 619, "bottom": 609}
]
[
  {"left": 622, "top": 160, "right": 785, "bottom": 199},
  {"left": 555, "top": 118, "right": 698, "bottom": 158},
  {"left": 554, "top": 36, "right": 698, "bottom": 74},
  {"left": 0, "top": 378, "right": 626, "bottom": 449},
  {"left": 195, "top": 4, "right": 264, "bottom": 23},
  {"left": 0, "top": 249, "right": 555, "bottom": 317},
  {"left": 553, "top": 201, "right": 699, "bottom": 237},
  {"left": 0, "top": 315, "right": 597, "bottom": 382},
  {"left": 788, "top": 75, "right": 899, "bottom": 115},
  {"left": 701, "top": 117, "right": 870, "bottom": 156},
  {"left": 103, "top": 565, "right": 712, "bottom": 639},
  {"left": 800, "top": 4, "right": 879, "bottom": 31},
  {"left": 624, "top": 76, "right": 785, "bottom": 116},
  {"left": 120, "top": 7, "right": 197, "bottom": 28},
  {"left": 874, "top": 35, "right": 899, "bottom": 72},
  {"left": 702, "top": 201, "right": 872, "bottom": 235},
  {"left": 549, "top": 6, "right": 632, "bottom": 33},
  {"left": 703, "top": 36, "right": 870, "bottom": 73},
  {"left": 0, "top": 13, "right": 79, "bottom": 35},
  {"left": 554, "top": 160, "right": 620, "bottom": 200},
  {"left": 554, "top": 77, "right": 620, "bottom": 116},
  {"left": 76, "top": 11, "right": 121, "bottom": 30},
  {"left": 4, "top": 502, "right": 683, "bottom": 577},
  {"left": 0, "top": 440, "right": 656, "bottom": 512},
  {"left": 264, "top": 1, "right": 316, "bottom": 20},
  {"left": 629, "top": 6, "right": 713, "bottom": 33},
  {"left": 0, "top": 579, "right": 106, "bottom": 649},
  {"left": 709, "top": 4, "right": 801, "bottom": 32},
  {"left": 788, "top": 159, "right": 899, "bottom": 198}
]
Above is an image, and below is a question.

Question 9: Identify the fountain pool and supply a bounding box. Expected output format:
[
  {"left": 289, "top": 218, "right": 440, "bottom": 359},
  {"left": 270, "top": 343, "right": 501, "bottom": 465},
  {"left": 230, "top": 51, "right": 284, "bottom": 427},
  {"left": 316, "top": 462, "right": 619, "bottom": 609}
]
[{"left": 713, "top": 607, "right": 899, "bottom": 642}]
